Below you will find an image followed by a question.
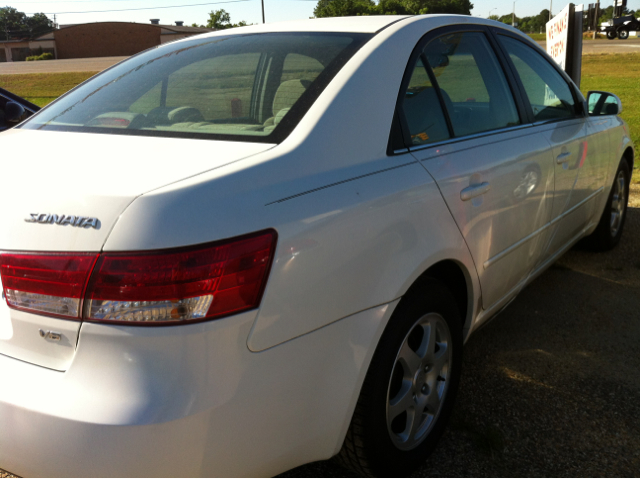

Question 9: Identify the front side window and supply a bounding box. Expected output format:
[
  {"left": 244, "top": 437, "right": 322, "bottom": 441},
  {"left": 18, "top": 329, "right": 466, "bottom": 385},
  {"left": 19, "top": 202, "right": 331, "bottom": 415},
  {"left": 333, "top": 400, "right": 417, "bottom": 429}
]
[
  {"left": 423, "top": 32, "right": 521, "bottom": 138},
  {"left": 22, "top": 33, "right": 371, "bottom": 142},
  {"left": 498, "top": 35, "right": 577, "bottom": 122}
]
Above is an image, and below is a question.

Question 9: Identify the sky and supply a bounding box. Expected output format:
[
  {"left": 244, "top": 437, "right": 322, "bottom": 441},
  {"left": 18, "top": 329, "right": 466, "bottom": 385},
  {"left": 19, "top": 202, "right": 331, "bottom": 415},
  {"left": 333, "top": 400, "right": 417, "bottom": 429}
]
[{"left": 5, "top": 0, "right": 639, "bottom": 28}]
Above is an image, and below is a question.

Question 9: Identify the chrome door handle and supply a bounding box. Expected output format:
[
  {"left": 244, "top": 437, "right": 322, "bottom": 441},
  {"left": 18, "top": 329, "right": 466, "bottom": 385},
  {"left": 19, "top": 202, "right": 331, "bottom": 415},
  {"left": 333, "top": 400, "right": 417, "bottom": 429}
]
[
  {"left": 460, "top": 182, "right": 491, "bottom": 201},
  {"left": 556, "top": 151, "right": 572, "bottom": 164}
]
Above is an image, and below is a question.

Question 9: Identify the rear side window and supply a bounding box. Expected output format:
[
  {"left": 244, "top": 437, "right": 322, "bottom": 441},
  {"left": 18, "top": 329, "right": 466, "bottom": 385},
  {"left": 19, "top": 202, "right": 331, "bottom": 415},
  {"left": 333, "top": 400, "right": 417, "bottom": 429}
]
[
  {"left": 21, "top": 33, "right": 371, "bottom": 143},
  {"left": 423, "top": 32, "right": 520, "bottom": 137},
  {"left": 498, "top": 35, "right": 577, "bottom": 122},
  {"left": 401, "top": 58, "right": 451, "bottom": 146}
]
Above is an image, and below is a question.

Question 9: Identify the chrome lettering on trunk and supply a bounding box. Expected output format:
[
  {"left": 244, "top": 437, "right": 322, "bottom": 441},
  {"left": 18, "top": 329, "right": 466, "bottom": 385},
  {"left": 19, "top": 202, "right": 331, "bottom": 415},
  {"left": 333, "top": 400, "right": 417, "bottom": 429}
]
[{"left": 24, "top": 214, "right": 100, "bottom": 229}]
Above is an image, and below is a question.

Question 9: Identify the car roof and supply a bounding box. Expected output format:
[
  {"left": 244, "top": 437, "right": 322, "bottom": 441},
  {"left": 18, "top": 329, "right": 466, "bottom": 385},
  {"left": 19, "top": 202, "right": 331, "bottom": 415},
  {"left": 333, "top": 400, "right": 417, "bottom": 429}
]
[
  {"left": 212, "top": 15, "right": 413, "bottom": 34},
  {"left": 193, "top": 14, "right": 532, "bottom": 39}
]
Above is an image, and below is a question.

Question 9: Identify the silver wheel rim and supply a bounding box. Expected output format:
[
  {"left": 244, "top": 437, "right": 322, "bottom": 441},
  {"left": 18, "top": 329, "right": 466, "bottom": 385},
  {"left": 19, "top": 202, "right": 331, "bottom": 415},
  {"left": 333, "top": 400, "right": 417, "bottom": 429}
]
[
  {"left": 386, "top": 313, "right": 452, "bottom": 451},
  {"left": 610, "top": 170, "right": 626, "bottom": 237}
]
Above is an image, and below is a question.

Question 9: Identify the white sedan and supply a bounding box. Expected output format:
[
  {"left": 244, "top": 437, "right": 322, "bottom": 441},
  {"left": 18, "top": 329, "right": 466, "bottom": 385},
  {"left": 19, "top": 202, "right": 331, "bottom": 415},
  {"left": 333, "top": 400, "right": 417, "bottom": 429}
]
[{"left": 0, "top": 14, "right": 633, "bottom": 478}]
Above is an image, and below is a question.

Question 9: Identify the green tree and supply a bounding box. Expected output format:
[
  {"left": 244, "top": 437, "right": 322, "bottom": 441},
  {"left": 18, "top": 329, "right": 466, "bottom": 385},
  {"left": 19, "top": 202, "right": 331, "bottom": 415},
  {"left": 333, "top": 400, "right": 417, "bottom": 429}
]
[
  {"left": 206, "top": 9, "right": 249, "bottom": 29},
  {"left": 598, "top": 5, "right": 636, "bottom": 25},
  {"left": 404, "top": 0, "right": 473, "bottom": 15},
  {"left": 207, "top": 9, "right": 232, "bottom": 29},
  {"left": 26, "top": 12, "right": 53, "bottom": 37},
  {"left": 498, "top": 13, "right": 514, "bottom": 24},
  {"left": 314, "top": 0, "right": 472, "bottom": 17},
  {"left": 0, "top": 7, "right": 52, "bottom": 40},
  {"left": 374, "top": 0, "right": 411, "bottom": 15},
  {"left": 314, "top": 0, "right": 375, "bottom": 17}
]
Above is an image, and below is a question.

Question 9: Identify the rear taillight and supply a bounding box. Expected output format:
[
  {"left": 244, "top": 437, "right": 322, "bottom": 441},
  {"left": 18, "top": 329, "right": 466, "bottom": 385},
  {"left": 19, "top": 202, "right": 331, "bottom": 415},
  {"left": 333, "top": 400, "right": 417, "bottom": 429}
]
[
  {"left": 0, "top": 230, "right": 277, "bottom": 325},
  {"left": 0, "top": 253, "right": 98, "bottom": 319}
]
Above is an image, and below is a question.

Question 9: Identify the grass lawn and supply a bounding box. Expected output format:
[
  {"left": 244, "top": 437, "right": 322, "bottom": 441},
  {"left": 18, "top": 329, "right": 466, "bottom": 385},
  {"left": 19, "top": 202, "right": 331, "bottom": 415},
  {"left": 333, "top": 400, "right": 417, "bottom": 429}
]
[
  {"left": 527, "top": 33, "right": 605, "bottom": 41},
  {"left": 527, "top": 33, "right": 546, "bottom": 41},
  {"left": 581, "top": 53, "right": 640, "bottom": 183},
  {"left": 0, "top": 72, "right": 97, "bottom": 107}
]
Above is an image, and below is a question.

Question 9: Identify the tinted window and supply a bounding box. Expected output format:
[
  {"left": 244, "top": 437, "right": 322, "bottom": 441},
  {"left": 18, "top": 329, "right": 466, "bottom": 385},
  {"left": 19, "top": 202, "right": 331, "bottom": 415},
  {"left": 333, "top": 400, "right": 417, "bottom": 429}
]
[
  {"left": 499, "top": 35, "right": 577, "bottom": 122},
  {"left": 401, "top": 58, "right": 451, "bottom": 146},
  {"left": 21, "top": 33, "right": 371, "bottom": 143},
  {"left": 423, "top": 32, "right": 520, "bottom": 137}
]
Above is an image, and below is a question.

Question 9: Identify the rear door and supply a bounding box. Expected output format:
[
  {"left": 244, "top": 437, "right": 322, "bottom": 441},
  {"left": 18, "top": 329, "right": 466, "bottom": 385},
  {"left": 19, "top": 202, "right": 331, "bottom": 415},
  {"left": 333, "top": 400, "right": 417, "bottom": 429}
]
[{"left": 400, "top": 26, "right": 556, "bottom": 310}]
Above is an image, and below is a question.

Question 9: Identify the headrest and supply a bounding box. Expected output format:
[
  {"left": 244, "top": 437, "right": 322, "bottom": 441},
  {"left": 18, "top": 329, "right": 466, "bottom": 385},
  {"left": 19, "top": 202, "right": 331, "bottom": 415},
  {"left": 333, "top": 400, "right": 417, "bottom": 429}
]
[
  {"left": 168, "top": 107, "right": 204, "bottom": 123},
  {"left": 272, "top": 79, "right": 311, "bottom": 114}
]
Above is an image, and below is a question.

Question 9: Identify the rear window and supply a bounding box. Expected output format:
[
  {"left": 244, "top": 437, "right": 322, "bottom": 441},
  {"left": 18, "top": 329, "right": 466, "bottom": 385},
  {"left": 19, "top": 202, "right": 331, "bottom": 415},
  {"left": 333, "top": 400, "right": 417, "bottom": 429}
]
[{"left": 22, "top": 32, "right": 371, "bottom": 143}]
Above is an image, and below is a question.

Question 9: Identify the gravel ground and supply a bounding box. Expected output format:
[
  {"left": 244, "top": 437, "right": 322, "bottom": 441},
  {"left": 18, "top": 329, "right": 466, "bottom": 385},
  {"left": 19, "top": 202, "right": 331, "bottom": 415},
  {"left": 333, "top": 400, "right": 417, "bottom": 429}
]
[{"left": 2, "top": 191, "right": 639, "bottom": 479}]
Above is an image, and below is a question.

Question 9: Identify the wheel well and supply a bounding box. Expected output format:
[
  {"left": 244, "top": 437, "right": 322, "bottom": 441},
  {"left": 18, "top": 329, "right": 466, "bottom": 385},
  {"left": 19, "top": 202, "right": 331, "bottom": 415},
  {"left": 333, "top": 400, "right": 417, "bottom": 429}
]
[
  {"left": 623, "top": 147, "right": 634, "bottom": 175},
  {"left": 402, "top": 260, "right": 469, "bottom": 329}
]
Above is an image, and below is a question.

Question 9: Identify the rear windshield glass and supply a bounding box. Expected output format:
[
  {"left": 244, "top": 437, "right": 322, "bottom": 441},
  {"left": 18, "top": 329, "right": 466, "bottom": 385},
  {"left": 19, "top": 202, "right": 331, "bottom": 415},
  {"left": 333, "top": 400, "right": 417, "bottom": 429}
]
[{"left": 21, "top": 32, "right": 371, "bottom": 143}]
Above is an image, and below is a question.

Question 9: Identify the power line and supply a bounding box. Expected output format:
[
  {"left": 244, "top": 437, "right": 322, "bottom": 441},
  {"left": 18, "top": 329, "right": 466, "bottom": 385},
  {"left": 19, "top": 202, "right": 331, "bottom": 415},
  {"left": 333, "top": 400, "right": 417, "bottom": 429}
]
[{"left": 25, "top": 0, "right": 254, "bottom": 15}]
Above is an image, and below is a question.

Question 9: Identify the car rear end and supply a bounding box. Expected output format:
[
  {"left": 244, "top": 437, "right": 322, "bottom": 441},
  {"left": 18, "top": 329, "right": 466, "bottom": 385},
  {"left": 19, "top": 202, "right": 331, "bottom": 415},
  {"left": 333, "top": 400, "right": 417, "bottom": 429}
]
[
  {"left": 0, "top": 126, "right": 280, "bottom": 476},
  {"left": 0, "top": 20, "right": 397, "bottom": 477}
]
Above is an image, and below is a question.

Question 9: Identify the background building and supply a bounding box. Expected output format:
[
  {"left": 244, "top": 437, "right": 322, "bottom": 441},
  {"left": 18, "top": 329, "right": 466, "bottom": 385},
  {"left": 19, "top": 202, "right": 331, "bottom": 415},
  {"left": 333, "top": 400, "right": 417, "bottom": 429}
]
[{"left": 1, "top": 21, "right": 212, "bottom": 62}]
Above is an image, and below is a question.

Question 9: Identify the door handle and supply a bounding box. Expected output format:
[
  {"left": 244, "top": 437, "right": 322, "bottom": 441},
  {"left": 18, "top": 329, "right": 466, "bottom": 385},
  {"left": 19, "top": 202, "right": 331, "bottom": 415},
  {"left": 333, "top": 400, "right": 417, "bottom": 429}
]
[
  {"left": 556, "top": 151, "right": 572, "bottom": 164},
  {"left": 461, "top": 182, "right": 491, "bottom": 201}
]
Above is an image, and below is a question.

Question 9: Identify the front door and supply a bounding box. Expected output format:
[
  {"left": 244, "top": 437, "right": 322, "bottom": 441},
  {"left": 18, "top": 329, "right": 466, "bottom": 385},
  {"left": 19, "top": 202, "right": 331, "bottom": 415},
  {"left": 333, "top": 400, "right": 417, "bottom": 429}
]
[{"left": 496, "top": 34, "right": 605, "bottom": 259}]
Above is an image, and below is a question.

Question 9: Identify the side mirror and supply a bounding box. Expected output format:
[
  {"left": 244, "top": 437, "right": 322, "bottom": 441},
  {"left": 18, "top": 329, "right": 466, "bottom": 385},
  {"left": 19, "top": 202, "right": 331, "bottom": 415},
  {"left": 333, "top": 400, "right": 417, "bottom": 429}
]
[
  {"left": 5, "top": 101, "right": 26, "bottom": 124},
  {"left": 587, "top": 91, "right": 622, "bottom": 116}
]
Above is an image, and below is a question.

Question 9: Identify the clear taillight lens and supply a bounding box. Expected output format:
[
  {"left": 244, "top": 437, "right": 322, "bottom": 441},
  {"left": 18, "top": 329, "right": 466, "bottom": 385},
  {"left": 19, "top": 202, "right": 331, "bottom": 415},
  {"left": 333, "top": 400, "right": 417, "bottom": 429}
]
[
  {"left": 0, "top": 230, "right": 277, "bottom": 325},
  {"left": 0, "top": 253, "right": 98, "bottom": 319}
]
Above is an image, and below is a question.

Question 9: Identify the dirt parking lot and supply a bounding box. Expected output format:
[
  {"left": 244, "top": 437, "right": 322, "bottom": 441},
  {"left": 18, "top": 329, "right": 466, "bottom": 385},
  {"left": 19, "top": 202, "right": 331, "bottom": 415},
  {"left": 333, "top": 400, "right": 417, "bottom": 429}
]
[{"left": 2, "top": 190, "right": 640, "bottom": 479}]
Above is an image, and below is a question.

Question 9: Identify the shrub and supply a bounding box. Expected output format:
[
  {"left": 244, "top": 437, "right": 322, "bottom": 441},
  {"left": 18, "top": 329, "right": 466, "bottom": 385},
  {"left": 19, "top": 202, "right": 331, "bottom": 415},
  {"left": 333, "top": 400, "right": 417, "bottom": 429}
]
[{"left": 25, "top": 52, "right": 54, "bottom": 61}]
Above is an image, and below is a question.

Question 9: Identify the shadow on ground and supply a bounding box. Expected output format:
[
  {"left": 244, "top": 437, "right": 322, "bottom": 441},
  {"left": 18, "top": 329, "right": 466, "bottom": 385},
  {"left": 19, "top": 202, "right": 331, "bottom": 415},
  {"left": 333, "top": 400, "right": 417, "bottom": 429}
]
[{"left": 282, "top": 207, "right": 640, "bottom": 477}]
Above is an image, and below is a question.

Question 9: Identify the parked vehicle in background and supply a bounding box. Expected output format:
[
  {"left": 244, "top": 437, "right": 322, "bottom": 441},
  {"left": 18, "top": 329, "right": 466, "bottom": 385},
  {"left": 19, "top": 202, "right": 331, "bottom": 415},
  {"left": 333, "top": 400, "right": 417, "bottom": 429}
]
[
  {"left": 0, "top": 88, "right": 39, "bottom": 132},
  {"left": 0, "top": 15, "right": 634, "bottom": 478},
  {"left": 600, "top": 15, "right": 640, "bottom": 39}
]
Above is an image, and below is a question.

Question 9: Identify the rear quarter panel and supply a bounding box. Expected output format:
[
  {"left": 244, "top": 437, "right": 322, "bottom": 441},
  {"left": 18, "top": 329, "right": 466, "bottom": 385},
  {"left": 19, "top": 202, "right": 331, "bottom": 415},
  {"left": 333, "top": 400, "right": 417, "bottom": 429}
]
[{"left": 103, "top": 16, "right": 482, "bottom": 351}]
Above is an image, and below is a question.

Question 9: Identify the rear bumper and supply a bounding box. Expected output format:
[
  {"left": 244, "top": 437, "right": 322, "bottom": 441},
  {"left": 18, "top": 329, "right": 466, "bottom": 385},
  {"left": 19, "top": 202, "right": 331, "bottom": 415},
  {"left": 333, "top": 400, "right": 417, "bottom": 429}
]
[{"left": 0, "top": 302, "right": 395, "bottom": 477}]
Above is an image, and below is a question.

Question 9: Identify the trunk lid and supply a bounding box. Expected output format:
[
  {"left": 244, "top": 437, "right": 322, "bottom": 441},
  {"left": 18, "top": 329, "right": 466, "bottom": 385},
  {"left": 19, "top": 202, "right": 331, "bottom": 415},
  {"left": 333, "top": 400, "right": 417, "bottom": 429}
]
[{"left": 0, "top": 129, "right": 273, "bottom": 370}]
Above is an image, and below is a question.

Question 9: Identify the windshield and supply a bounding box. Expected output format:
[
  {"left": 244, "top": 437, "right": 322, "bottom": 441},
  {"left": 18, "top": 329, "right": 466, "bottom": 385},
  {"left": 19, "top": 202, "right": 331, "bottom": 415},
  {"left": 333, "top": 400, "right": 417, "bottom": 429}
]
[{"left": 22, "top": 32, "right": 371, "bottom": 143}]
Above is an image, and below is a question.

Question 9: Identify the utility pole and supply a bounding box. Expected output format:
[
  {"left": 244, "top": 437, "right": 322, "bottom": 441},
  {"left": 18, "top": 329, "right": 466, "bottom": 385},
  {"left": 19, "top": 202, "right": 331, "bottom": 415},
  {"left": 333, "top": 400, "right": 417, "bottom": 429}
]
[
  {"left": 512, "top": 1, "right": 516, "bottom": 27},
  {"left": 261, "top": 0, "right": 265, "bottom": 23},
  {"left": 550, "top": 0, "right": 553, "bottom": 21}
]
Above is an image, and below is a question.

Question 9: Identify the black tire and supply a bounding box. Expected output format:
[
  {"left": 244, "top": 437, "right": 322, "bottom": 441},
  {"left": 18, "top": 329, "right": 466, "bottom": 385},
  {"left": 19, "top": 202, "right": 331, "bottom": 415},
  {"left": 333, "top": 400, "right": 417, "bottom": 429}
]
[
  {"left": 618, "top": 28, "right": 630, "bottom": 40},
  {"left": 336, "top": 279, "right": 463, "bottom": 477},
  {"left": 583, "top": 159, "right": 630, "bottom": 251},
  {"left": 606, "top": 30, "right": 617, "bottom": 39}
]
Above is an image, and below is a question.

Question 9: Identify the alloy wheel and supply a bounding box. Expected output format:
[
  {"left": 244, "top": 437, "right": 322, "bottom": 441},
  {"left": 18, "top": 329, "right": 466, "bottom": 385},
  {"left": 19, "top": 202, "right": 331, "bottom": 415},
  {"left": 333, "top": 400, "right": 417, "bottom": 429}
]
[
  {"left": 386, "top": 313, "right": 452, "bottom": 451},
  {"left": 610, "top": 169, "right": 627, "bottom": 237}
]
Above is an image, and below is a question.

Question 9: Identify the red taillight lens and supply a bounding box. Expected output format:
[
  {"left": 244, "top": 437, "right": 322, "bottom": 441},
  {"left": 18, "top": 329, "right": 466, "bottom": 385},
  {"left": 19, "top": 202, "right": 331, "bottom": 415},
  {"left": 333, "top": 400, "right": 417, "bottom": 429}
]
[
  {"left": 0, "top": 230, "right": 277, "bottom": 325},
  {"left": 0, "top": 253, "right": 98, "bottom": 319},
  {"left": 84, "top": 230, "right": 277, "bottom": 324}
]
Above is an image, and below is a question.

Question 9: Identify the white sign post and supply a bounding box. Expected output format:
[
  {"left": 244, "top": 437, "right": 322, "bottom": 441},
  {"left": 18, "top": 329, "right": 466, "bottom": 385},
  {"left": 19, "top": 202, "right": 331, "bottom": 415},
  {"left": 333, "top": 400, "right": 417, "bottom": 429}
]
[{"left": 546, "top": 3, "right": 571, "bottom": 70}]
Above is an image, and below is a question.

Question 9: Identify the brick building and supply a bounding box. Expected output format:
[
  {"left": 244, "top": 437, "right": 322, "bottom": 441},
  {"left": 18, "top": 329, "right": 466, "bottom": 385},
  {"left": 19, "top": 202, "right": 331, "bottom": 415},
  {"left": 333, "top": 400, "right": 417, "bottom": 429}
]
[{"left": 0, "top": 21, "right": 212, "bottom": 62}]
